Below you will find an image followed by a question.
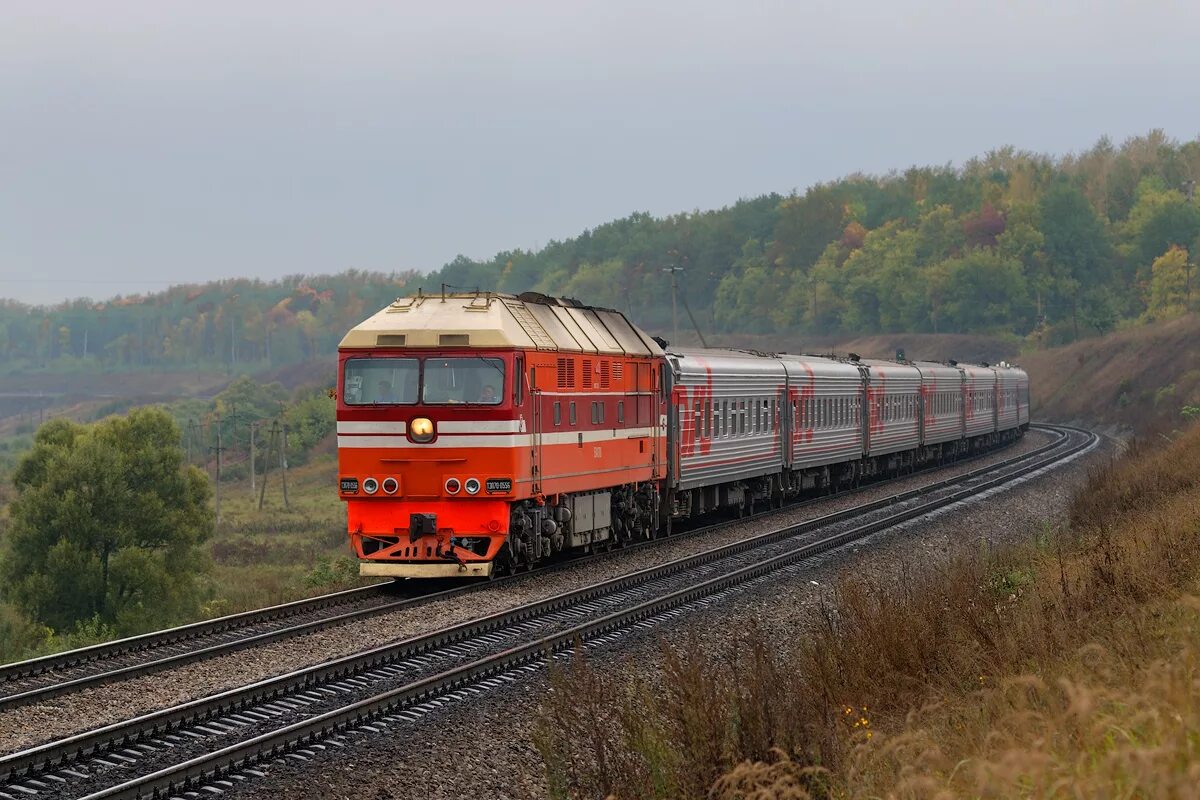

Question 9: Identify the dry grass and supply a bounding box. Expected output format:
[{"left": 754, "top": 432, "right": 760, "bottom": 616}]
[{"left": 535, "top": 423, "right": 1200, "bottom": 799}]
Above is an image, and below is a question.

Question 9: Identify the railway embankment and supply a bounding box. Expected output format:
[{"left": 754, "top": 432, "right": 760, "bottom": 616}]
[
  {"left": 209, "top": 429, "right": 1103, "bottom": 800},
  {"left": 536, "top": 422, "right": 1200, "bottom": 799}
]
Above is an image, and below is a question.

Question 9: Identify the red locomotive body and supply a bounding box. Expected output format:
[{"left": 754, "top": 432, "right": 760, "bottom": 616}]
[{"left": 336, "top": 292, "right": 666, "bottom": 578}]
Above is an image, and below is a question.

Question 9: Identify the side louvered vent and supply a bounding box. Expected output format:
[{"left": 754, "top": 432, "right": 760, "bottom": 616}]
[
  {"left": 599, "top": 361, "right": 611, "bottom": 389},
  {"left": 556, "top": 358, "right": 575, "bottom": 389},
  {"left": 582, "top": 359, "right": 594, "bottom": 389},
  {"left": 612, "top": 362, "right": 624, "bottom": 382}
]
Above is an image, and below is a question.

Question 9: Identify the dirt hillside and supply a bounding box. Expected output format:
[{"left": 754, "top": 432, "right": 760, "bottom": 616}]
[{"left": 1022, "top": 314, "right": 1200, "bottom": 433}]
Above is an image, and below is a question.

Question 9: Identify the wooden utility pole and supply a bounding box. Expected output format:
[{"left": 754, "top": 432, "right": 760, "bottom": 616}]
[
  {"left": 249, "top": 422, "right": 256, "bottom": 494},
  {"left": 280, "top": 422, "right": 290, "bottom": 509},
  {"left": 258, "top": 421, "right": 276, "bottom": 511},
  {"left": 214, "top": 411, "right": 223, "bottom": 524},
  {"left": 663, "top": 265, "right": 682, "bottom": 345},
  {"left": 1185, "top": 255, "right": 1196, "bottom": 313}
]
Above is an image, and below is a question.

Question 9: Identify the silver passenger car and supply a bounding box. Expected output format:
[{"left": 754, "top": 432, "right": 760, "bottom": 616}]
[
  {"left": 963, "top": 364, "right": 998, "bottom": 438},
  {"left": 861, "top": 359, "right": 922, "bottom": 457},
  {"left": 912, "top": 361, "right": 965, "bottom": 445},
  {"left": 667, "top": 349, "right": 787, "bottom": 491},
  {"left": 993, "top": 364, "right": 1028, "bottom": 432},
  {"left": 779, "top": 354, "right": 864, "bottom": 470}
]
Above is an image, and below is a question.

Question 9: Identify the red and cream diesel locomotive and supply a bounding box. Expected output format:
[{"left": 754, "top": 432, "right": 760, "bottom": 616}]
[{"left": 336, "top": 292, "right": 1029, "bottom": 579}]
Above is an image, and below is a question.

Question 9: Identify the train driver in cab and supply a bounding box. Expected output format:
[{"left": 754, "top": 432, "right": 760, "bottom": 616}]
[{"left": 376, "top": 379, "right": 399, "bottom": 403}]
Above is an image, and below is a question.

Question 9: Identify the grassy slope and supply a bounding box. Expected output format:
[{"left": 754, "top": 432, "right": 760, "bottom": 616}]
[
  {"left": 204, "top": 447, "right": 367, "bottom": 615},
  {"left": 1023, "top": 313, "right": 1200, "bottom": 433}
]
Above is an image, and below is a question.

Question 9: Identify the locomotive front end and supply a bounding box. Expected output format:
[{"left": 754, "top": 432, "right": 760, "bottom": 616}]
[
  {"left": 336, "top": 296, "right": 530, "bottom": 579},
  {"left": 337, "top": 291, "right": 667, "bottom": 579}
]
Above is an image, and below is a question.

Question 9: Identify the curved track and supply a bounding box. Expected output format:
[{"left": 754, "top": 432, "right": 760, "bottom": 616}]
[
  {"left": 0, "top": 427, "right": 1041, "bottom": 712},
  {"left": 0, "top": 425, "right": 1097, "bottom": 800}
]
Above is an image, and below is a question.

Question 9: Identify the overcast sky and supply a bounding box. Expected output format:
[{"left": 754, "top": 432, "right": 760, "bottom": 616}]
[{"left": 2, "top": 1, "right": 1198, "bottom": 305}]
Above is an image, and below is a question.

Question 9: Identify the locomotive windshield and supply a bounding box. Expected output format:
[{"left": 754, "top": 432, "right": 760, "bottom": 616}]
[
  {"left": 424, "top": 357, "right": 505, "bottom": 405},
  {"left": 343, "top": 358, "right": 419, "bottom": 405}
]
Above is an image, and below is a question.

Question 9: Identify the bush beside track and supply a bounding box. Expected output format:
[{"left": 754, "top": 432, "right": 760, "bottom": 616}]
[{"left": 535, "top": 423, "right": 1200, "bottom": 799}]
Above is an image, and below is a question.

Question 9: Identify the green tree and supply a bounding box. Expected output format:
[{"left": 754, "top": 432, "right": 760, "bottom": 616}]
[
  {"left": 1122, "top": 179, "right": 1200, "bottom": 280},
  {"left": 768, "top": 184, "right": 848, "bottom": 271},
  {"left": 936, "top": 251, "right": 1031, "bottom": 332},
  {"left": 1039, "top": 181, "right": 1112, "bottom": 338},
  {"left": 2, "top": 409, "right": 213, "bottom": 634},
  {"left": 1145, "top": 246, "right": 1191, "bottom": 321},
  {"left": 285, "top": 387, "right": 336, "bottom": 461}
]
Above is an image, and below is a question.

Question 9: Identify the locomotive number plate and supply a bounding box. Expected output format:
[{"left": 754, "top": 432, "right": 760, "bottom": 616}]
[
  {"left": 485, "top": 478, "right": 512, "bottom": 494},
  {"left": 340, "top": 477, "right": 359, "bottom": 494}
]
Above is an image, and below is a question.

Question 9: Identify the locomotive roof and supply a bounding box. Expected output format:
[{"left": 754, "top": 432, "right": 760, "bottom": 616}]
[{"left": 339, "top": 291, "right": 664, "bottom": 356}]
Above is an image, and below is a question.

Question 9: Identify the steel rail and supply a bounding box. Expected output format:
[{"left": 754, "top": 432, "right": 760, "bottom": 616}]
[
  {"left": 0, "top": 583, "right": 389, "bottom": 684},
  {"left": 78, "top": 425, "right": 1096, "bottom": 800},
  {"left": 0, "top": 428, "right": 1043, "bottom": 711},
  {"left": 0, "top": 425, "right": 1090, "bottom": 797}
]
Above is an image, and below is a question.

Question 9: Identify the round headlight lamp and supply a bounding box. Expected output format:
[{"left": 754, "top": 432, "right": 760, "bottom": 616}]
[
  {"left": 409, "top": 417, "right": 435, "bottom": 443},
  {"left": 464, "top": 478, "right": 481, "bottom": 495},
  {"left": 362, "top": 477, "right": 379, "bottom": 495}
]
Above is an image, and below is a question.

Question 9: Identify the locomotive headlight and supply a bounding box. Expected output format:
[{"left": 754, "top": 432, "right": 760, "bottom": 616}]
[
  {"left": 464, "top": 478, "right": 481, "bottom": 495},
  {"left": 363, "top": 477, "right": 379, "bottom": 495},
  {"left": 409, "top": 417, "right": 435, "bottom": 443}
]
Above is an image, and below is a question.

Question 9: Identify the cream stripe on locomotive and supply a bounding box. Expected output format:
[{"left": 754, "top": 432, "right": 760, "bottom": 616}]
[
  {"left": 337, "top": 426, "right": 661, "bottom": 449},
  {"left": 337, "top": 421, "right": 408, "bottom": 434},
  {"left": 335, "top": 420, "right": 528, "bottom": 434}
]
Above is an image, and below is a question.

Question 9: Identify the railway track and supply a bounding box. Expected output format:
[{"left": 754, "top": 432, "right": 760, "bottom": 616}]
[
  {"left": 0, "top": 424, "right": 1096, "bottom": 800},
  {"left": 0, "top": 426, "right": 1045, "bottom": 712}
]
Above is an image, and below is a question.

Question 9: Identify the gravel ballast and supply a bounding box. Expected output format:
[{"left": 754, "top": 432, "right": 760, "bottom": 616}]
[
  {"left": 218, "top": 429, "right": 1108, "bottom": 800},
  {"left": 0, "top": 430, "right": 1055, "bottom": 754}
]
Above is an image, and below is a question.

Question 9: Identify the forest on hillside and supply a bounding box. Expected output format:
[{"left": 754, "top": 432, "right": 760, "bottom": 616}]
[{"left": 3, "top": 130, "right": 1199, "bottom": 373}]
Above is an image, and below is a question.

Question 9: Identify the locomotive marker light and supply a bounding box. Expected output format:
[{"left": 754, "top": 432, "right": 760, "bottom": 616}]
[
  {"left": 409, "top": 417, "right": 435, "bottom": 443},
  {"left": 445, "top": 477, "right": 462, "bottom": 494},
  {"left": 382, "top": 477, "right": 399, "bottom": 494},
  {"left": 464, "top": 478, "right": 481, "bottom": 495}
]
